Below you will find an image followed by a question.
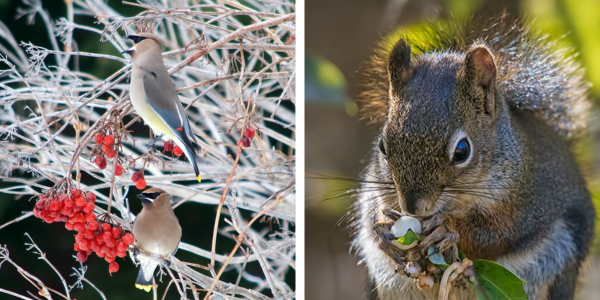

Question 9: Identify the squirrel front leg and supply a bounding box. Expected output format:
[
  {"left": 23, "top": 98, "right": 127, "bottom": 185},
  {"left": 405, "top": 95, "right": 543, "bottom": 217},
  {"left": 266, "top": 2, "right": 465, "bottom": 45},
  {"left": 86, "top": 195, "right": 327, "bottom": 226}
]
[
  {"left": 373, "top": 209, "right": 408, "bottom": 269},
  {"left": 376, "top": 209, "right": 460, "bottom": 275},
  {"left": 418, "top": 214, "right": 460, "bottom": 264}
]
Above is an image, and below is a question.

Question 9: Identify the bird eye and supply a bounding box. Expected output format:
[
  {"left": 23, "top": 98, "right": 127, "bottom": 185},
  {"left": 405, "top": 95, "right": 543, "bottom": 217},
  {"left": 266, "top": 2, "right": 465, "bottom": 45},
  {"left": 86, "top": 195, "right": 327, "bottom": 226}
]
[
  {"left": 452, "top": 138, "right": 471, "bottom": 165},
  {"left": 378, "top": 138, "right": 387, "bottom": 157}
]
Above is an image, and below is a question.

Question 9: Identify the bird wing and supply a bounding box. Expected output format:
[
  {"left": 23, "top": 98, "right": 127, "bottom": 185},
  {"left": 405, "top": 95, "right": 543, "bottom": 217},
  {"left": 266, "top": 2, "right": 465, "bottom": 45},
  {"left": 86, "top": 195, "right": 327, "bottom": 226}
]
[{"left": 141, "top": 70, "right": 200, "bottom": 153}]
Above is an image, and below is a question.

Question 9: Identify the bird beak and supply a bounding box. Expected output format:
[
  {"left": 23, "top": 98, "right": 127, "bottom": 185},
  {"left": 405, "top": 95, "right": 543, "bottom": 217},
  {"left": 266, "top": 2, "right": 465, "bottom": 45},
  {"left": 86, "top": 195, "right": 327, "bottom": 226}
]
[
  {"left": 121, "top": 47, "right": 135, "bottom": 55},
  {"left": 137, "top": 193, "right": 154, "bottom": 203}
]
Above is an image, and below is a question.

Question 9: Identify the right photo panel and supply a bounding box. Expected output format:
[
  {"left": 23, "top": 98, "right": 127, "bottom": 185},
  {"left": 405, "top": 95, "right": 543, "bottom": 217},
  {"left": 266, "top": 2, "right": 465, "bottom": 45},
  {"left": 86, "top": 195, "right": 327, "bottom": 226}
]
[{"left": 306, "top": 1, "right": 600, "bottom": 299}]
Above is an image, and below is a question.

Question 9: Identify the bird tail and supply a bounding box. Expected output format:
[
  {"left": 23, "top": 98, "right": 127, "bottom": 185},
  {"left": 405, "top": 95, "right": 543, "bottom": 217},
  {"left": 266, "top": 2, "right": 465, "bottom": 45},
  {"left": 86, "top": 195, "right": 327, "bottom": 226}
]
[
  {"left": 175, "top": 138, "right": 202, "bottom": 182},
  {"left": 135, "top": 260, "right": 159, "bottom": 292}
]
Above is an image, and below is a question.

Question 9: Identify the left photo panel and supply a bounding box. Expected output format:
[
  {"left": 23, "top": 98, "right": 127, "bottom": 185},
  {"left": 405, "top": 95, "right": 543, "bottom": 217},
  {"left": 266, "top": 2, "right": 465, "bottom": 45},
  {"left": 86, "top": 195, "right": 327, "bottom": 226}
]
[{"left": 0, "top": 0, "right": 295, "bottom": 299}]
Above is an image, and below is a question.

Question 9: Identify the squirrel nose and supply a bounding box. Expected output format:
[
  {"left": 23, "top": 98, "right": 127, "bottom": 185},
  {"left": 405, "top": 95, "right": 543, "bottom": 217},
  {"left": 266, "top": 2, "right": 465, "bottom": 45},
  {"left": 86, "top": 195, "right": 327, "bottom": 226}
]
[
  {"left": 400, "top": 191, "right": 418, "bottom": 214},
  {"left": 405, "top": 198, "right": 417, "bottom": 215}
]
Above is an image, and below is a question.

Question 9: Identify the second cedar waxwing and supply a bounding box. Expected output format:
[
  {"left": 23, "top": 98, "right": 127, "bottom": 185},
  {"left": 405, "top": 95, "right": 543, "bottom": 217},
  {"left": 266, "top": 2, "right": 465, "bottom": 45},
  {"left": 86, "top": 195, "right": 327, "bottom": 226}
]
[
  {"left": 123, "top": 33, "right": 202, "bottom": 182},
  {"left": 131, "top": 188, "right": 182, "bottom": 292}
]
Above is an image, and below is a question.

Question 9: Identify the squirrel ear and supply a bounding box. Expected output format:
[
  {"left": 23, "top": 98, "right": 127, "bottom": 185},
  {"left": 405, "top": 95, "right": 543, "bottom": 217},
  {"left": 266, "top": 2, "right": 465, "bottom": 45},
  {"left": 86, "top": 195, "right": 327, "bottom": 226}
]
[
  {"left": 388, "top": 39, "right": 412, "bottom": 92},
  {"left": 465, "top": 45, "right": 496, "bottom": 115}
]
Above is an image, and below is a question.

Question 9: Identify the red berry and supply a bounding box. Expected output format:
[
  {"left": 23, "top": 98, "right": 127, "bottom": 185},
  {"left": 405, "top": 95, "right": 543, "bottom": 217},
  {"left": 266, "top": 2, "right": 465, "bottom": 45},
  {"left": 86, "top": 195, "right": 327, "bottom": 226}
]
[
  {"left": 111, "top": 227, "right": 122, "bottom": 239},
  {"left": 75, "top": 196, "right": 86, "bottom": 207},
  {"left": 74, "top": 242, "right": 80, "bottom": 252},
  {"left": 65, "top": 222, "right": 74, "bottom": 231},
  {"left": 131, "top": 171, "right": 144, "bottom": 182},
  {"left": 116, "top": 241, "right": 128, "bottom": 252},
  {"left": 244, "top": 127, "right": 255, "bottom": 139},
  {"left": 86, "top": 192, "right": 96, "bottom": 203},
  {"left": 64, "top": 198, "right": 74, "bottom": 208},
  {"left": 49, "top": 200, "right": 60, "bottom": 212},
  {"left": 104, "top": 135, "right": 115, "bottom": 146},
  {"left": 71, "top": 189, "right": 81, "bottom": 197},
  {"left": 89, "top": 240, "right": 99, "bottom": 251},
  {"left": 83, "top": 202, "right": 95, "bottom": 214},
  {"left": 35, "top": 199, "right": 46, "bottom": 210},
  {"left": 105, "top": 238, "right": 117, "bottom": 248},
  {"left": 84, "top": 229, "right": 95, "bottom": 239},
  {"left": 122, "top": 233, "right": 135, "bottom": 245},
  {"left": 77, "top": 251, "right": 88, "bottom": 263},
  {"left": 109, "top": 262, "right": 119, "bottom": 274},
  {"left": 105, "top": 147, "right": 116, "bottom": 158},
  {"left": 79, "top": 239, "right": 90, "bottom": 251},
  {"left": 117, "top": 251, "right": 126, "bottom": 258},
  {"left": 164, "top": 141, "right": 174, "bottom": 152},
  {"left": 85, "top": 212, "right": 96, "bottom": 223},
  {"left": 76, "top": 232, "right": 85, "bottom": 242},
  {"left": 101, "top": 223, "right": 112, "bottom": 232},
  {"left": 105, "top": 255, "right": 116, "bottom": 263},
  {"left": 61, "top": 206, "right": 73, "bottom": 216},
  {"left": 94, "top": 134, "right": 105, "bottom": 145},
  {"left": 173, "top": 145, "right": 183, "bottom": 157},
  {"left": 75, "top": 212, "right": 86, "bottom": 223},
  {"left": 136, "top": 179, "right": 147, "bottom": 189},
  {"left": 88, "top": 220, "right": 99, "bottom": 231},
  {"left": 95, "top": 156, "right": 107, "bottom": 169},
  {"left": 240, "top": 136, "right": 251, "bottom": 147},
  {"left": 102, "top": 231, "right": 112, "bottom": 242},
  {"left": 74, "top": 222, "right": 86, "bottom": 232},
  {"left": 95, "top": 235, "right": 104, "bottom": 245},
  {"left": 115, "top": 165, "right": 123, "bottom": 176}
]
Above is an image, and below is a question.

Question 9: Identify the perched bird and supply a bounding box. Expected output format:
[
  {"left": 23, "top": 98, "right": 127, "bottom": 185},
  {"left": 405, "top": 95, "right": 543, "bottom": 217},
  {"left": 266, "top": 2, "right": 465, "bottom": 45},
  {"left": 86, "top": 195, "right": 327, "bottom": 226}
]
[
  {"left": 123, "top": 33, "right": 202, "bottom": 182},
  {"left": 130, "top": 188, "right": 182, "bottom": 292}
]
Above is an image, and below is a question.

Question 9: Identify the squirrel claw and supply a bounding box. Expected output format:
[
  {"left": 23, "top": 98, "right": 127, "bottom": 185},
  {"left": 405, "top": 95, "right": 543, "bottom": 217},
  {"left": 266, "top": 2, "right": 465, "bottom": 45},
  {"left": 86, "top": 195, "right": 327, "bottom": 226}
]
[
  {"left": 418, "top": 225, "right": 459, "bottom": 259},
  {"left": 421, "top": 214, "right": 445, "bottom": 234}
]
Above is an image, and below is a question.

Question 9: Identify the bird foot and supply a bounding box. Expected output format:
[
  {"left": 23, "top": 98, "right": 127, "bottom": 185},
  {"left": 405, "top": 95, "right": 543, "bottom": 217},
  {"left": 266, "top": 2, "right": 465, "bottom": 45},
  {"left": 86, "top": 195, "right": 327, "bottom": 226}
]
[{"left": 148, "top": 134, "right": 164, "bottom": 150}]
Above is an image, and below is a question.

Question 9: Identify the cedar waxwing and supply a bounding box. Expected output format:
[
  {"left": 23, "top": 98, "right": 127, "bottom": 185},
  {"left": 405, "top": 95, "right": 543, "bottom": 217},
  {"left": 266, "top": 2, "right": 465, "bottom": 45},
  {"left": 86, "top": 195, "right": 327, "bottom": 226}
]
[
  {"left": 131, "top": 188, "right": 182, "bottom": 292},
  {"left": 123, "top": 33, "right": 202, "bottom": 182}
]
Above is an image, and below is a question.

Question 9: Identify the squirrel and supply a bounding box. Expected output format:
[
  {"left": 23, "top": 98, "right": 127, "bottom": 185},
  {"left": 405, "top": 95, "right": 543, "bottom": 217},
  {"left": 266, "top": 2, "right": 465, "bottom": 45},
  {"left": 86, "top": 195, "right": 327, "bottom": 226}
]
[{"left": 352, "top": 16, "right": 596, "bottom": 300}]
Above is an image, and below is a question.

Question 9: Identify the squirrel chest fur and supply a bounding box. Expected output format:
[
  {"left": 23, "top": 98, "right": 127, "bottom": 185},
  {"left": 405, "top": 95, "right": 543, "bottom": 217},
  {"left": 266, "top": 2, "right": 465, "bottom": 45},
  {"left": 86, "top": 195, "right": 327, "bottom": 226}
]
[{"left": 352, "top": 18, "right": 595, "bottom": 300}]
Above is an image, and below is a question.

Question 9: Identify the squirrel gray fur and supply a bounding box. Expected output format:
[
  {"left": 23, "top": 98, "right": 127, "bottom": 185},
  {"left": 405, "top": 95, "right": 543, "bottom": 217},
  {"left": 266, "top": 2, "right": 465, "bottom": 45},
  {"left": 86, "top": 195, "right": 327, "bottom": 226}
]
[{"left": 352, "top": 16, "right": 595, "bottom": 300}]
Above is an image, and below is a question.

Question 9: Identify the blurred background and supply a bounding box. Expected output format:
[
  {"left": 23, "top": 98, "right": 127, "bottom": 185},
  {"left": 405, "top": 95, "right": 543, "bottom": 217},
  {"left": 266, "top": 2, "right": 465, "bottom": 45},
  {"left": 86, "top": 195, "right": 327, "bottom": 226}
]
[{"left": 305, "top": 0, "right": 600, "bottom": 299}]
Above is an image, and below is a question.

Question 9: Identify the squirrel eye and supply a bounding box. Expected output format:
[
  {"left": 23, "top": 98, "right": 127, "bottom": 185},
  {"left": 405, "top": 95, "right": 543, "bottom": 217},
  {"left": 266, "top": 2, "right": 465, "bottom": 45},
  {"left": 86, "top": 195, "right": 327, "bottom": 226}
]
[
  {"left": 452, "top": 138, "right": 471, "bottom": 165},
  {"left": 378, "top": 138, "right": 387, "bottom": 157}
]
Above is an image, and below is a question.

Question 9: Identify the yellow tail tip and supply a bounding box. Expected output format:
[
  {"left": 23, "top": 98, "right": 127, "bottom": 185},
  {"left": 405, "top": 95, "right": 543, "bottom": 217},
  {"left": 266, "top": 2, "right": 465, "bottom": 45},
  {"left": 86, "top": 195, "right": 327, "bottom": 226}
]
[
  {"left": 135, "top": 284, "right": 152, "bottom": 292},
  {"left": 197, "top": 174, "right": 202, "bottom": 182}
]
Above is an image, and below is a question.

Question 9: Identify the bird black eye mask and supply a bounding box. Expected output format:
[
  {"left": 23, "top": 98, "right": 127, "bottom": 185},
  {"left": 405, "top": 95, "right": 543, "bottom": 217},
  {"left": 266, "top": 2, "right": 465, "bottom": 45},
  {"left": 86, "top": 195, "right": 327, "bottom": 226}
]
[
  {"left": 137, "top": 192, "right": 161, "bottom": 202},
  {"left": 126, "top": 35, "right": 148, "bottom": 44}
]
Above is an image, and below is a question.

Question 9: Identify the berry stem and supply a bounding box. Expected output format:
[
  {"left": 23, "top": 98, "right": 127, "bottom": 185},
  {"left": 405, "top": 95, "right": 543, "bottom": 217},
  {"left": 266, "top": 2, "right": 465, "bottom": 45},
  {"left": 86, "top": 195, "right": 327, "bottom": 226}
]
[{"left": 210, "top": 96, "right": 253, "bottom": 267}]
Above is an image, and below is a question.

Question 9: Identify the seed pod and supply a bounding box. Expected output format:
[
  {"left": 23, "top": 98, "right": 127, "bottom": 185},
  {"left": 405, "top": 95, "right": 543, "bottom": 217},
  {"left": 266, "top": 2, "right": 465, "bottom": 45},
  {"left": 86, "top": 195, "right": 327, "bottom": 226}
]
[
  {"left": 416, "top": 274, "right": 434, "bottom": 290},
  {"left": 404, "top": 262, "right": 421, "bottom": 278}
]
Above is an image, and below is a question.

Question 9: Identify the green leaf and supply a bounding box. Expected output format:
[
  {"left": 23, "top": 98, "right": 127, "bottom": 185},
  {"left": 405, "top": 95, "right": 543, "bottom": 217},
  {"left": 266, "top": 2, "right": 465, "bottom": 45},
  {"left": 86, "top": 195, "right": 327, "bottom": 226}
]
[
  {"left": 396, "top": 229, "right": 420, "bottom": 245},
  {"left": 471, "top": 259, "right": 528, "bottom": 300},
  {"left": 427, "top": 246, "right": 449, "bottom": 267}
]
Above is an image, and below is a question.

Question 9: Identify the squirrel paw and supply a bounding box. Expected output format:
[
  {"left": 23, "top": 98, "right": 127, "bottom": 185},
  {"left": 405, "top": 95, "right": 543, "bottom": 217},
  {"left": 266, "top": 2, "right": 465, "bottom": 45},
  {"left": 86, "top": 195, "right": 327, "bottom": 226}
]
[
  {"left": 418, "top": 215, "right": 460, "bottom": 263},
  {"left": 373, "top": 220, "right": 407, "bottom": 266}
]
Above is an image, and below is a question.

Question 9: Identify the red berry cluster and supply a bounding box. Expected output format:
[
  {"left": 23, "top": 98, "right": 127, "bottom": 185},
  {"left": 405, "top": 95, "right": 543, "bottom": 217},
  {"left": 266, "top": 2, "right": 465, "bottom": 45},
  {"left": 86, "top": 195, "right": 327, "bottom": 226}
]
[
  {"left": 240, "top": 127, "right": 256, "bottom": 147},
  {"left": 131, "top": 171, "right": 147, "bottom": 189},
  {"left": 163, "top": 141, "right": 183, "bottom": 157},
  {"left": 33, "top": 189, "right": 134, "bottom": 274},
  {"left": 94, "top": 133, "right": 124, "bottom": 175},
  {"left": 74, "top": 221, "right": 134, "bottom": 275}
]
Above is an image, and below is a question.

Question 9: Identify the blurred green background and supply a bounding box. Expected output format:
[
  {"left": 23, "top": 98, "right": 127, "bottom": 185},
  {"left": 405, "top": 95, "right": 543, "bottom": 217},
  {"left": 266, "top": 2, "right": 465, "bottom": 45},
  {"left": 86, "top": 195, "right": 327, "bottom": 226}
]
[
  {"left": 306, "top": 0, "right": 600, "bottom": 299},
  {"left": 0, "top": 1, "right": 292, "bottom": 299}
]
